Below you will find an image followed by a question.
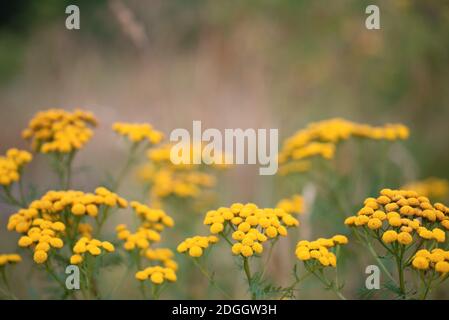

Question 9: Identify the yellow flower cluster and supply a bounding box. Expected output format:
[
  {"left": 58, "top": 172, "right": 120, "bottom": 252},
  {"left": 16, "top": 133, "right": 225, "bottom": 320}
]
[
  {"left": 7, "top": 188, "right": 126, "bottom": 233},
  {"left": 179, "top": 203, "right": 299, "bottom": 258},
  {"left": 295, "top": 235, "right": 348, "bottom": 267},
  {"left": 70, "top": 237, "right": 115, "bottom": 264},
  {"left": 22, "top": 109, "right": 97, "bottom": 153},
  {"left": 116, "top": 201, "right": 174, "bottom": 250},
  {"left": 112, "top": 122, "right": 163, "bottom": 144},
  {"left": 277, "top": 160, "right": 311, "bottom": 176},
  {"left": 403, "top": 177, "right": 449, "bottom": 200},
  {"left": 0, "top": 148, "right": 32, "bottom": 186},
  {"left": 144, "top": 248, "right": 178, "bottom": 271},
  {"left": 135, "top": 265, "right": 177, "bottom": 285},
  {"left": 16, "top": 218, "right": 66, "bottom": 264},
  {"left": 149, "top": 168, "right": 216, "bottom": 199},
  {"left": 276, "top": 194, "right": 304, "bottom": 215},
  {"left": 278, "top": 118, "right": 409, "bottom": 174},
  {"left": 412, "top": 249, "right": 449, "bottom": 273},
  {"left": 177, "top": 235, "right": 219, "bottom": 257},
  {"left": 147, "top": 142, "right": 228, "bottom": 169},
  {"left": 345, "top": 189, "right": 449, "bottom": 245},
  {"left": 0, "top": 254, "right": 22, "bottom": 266}
]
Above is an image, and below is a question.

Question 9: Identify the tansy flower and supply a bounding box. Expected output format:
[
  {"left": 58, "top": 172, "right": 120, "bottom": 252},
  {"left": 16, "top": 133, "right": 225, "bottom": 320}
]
[
  {"left": 177, "top": 236, "right": 219, "bottom": 258},
  {"left": 135, "top": 265, "right": 177, "bottom": 285},
  {"left": 0, "top": 254, "right": 22, "bottom": 266},
  {"left": 403, "top": 177, "right": 449, "bottom": 200},
  {"left": 276, "top": 194, "right": 305, "bottom": 215},
  {"left": 70, "top": 237, "right": 115, "bottom": 264},
  {"left": 278, "top": 119, "right": 409, "bottom": 175},
  {"left": 113, "top": 122, "right": 163, "bottom": 144},
  {"left": 295, "top": 235, "right": 348, "bottom": 267},
  {"left": 197, "top": 203, "right": 299, "bottom": 258},
  {"left": 116, "top": 201, "right": 174, "bottom": 251},
  {"left": 346, "top": 189, "right": 449, "bottom": 246},
  {"left": 0, "top": 149, "right": 32, "bottom": 186},
  {"left": 144, "top": 248, "right": 178, "bottom": 271},
  {"left": 9, "top": 212, "right": 66, "bottom": 264},
  {"left": 22, "top": 109, "right": 97, "bottom": 153},
  {"left": 412, "top": 256, "right": 429, "bottom": 270}
]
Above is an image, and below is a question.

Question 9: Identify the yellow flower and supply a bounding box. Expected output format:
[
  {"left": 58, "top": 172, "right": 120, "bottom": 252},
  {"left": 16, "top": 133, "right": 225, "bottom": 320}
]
[
  {"left": 241, "top": 245, "right": 254, "bottom": 257},
  {"left": 265, "top": 226, "right": 278, "bottom": 238},
  {"left": 135, "top": 271, "right": 148, "bottom": 281},
  {"left": 412, "top": 256, "right": 429, "bottom": 270},
  {"left": 136, "top": 266, "right": 177, "bottom": 285},
  {"left": 70, "top": 254, "right": 83, "bottom": 265},
  {"left": 189, "top": 246, "right": 203, "bottom": 258},
  {"left": 50, "top": 238, "right": 64, "bottom": 248},
  {"left": 101, "top": 241, "right": 115, "bottom": 252},
  {"left": 402, "top": 177, "right": 449, "bottom": 199},
  {"left": 432, "top": 228, "right": 446, "bottom": 243},
  {"left": 18, "top": 236, "right": 33, "bottom": 247},
  {"left": 332, "top": 235, "right": 348, "bottom": 245},
  {"left": 22, "top": 109, "right": 97, "bottom": 153},
  {"left": 33, "top": 250, "right": 48, "bottom": 264},
  {"left": 0, "top": 254, "right": 22, "bottom": 266},
  {"left": 0, "top": 149, "right": 32, "bottom": 186},
  {"left": 367, "top": 218, "right": 383, "bottom": 230},
  {"left": 210, "top": 223, "right": 224, "bottom": 234},
  {"left": 150, "top": 272, "right": 164, "bottom": 284},
  {"left": 296, "top": 249, "right": 311, "bottom": 261},
  {"left": 435, "top": 261, "right": 449, "bottom": 273},
  {"left": 278, "top": 119, "right": 409, "bottom": 174},
  {"left": 113, "top": 122, "right": 163, "bottom": 144},
  {"left": 276, "top": 194, "right": 304, "bottom": 215},
  {"left": 397, "top": 232, "right": 413, "bottom": 245},
  {"left": 382, "top": 230, "right": 398, "bottom": 243}
]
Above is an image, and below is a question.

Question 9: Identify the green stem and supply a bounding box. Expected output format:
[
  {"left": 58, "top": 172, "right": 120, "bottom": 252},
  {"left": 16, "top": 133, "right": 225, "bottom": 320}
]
[
  {"left": 396, "top": 247, "right": 407, "bottom": 299},
  {"left": 243, "top": 257, "right": 256, "bottom": 300},
  {"left": 261, "top": 239, "right": 278, "bottom": 278},
  {"left": 421, "top": 279, "right": 432, "bottom": 300},
  {"left": 112, "top": 142, "right": 140, "bottom": 192},
  {"left": 353, "top": 229, "right": 397, "bottom": 285},
  {"left": 192, "top": 258, "right": 231, "bottom": 299},
  {"left": 0, "top": 268, "right": 18, "bottom": 300},
  {"left": 279, "top": 268, "right": 313, "bottom": 300},
  {"left": 2, "top": 186, "right": 25, "bottom": 207},
  {"left": 64, "top": 151, "right": 75, "bottom": 189},
  {"left": 45, "top": 261, "right": 69, "bottom": 295}
]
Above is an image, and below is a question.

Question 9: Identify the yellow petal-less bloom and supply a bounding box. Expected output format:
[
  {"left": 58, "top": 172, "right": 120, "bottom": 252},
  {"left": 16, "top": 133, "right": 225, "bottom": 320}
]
[
  {"left": 184, "top": 203, "right": 299, "bottom": 259},
  {"left": 412, "top": 256, "right": 429, "bottom": 270},
  {"left": 278, "top": 119, "right": 409, "bottom": 175},
  {"left": 397, "top": 232, "right": 413, "bottom": 245},
  {"left": 276, "top": 194, "right": 305, "bottom": 215},
  {"left": 22, "top": 109, "right": 97, "bottom": 153},
  {"left": 435, "top": 261, "right": 449, "bottom": 273},
  {"left": 70, "top": 237, "right": 113, "bottom": 264},
  {"left": 403, "top": 177, "right": 449, "bottom": 200},
  {"left": 295, "top": 235, "right": 348, "bottom": 267},
  {"left": 0, "top": 254, "right": 22, "bottom": 266},
  {"left": 116, "top": 201, "right": 174, "bottom": 253},
  {"left": 135, "top": 266, "right": 177, "bottom": 285},
  {"left": 113, "top": 122, "right": 164, "bottom": 144},
  {"left": 33, "top": 250, "right": 48, "bottom": 264},
  {"left": 70, "top": 254, "right": 83, "bottom": 265},
  {"left": 382, "top": 230, "right": 398, "bottom": 243},
  {"left": 0, "top": 149, "right": 32, "bottom": 186}
]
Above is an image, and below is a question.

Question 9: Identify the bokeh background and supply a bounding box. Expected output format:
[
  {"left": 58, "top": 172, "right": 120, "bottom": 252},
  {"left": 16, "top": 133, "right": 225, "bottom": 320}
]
[{"left": 1, "top": 0, "right": 449, "bottom": 299}]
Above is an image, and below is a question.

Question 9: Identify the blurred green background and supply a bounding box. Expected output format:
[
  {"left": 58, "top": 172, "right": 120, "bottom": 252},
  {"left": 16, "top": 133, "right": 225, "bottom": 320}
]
[{"left": 1, "top": 0, "right": 449, "bottom": 299}]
